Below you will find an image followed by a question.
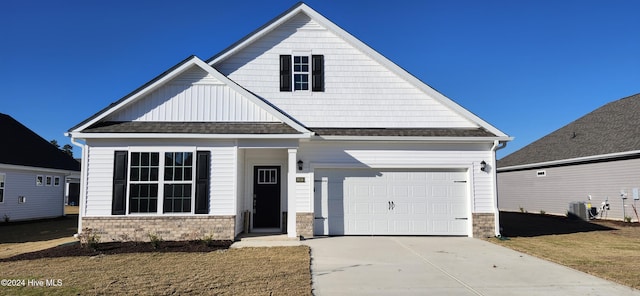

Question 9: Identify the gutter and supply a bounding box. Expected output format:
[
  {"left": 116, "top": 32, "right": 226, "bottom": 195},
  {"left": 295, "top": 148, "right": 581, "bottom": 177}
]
[
  {"left": 497, "top": 149, "right": 640, "bottom": 172},
  {"left": 491, "top": 140, "right": 508, "bottom": 237},
  {"left": 68, "top": 135, "right": 87, "bottom": 236}
]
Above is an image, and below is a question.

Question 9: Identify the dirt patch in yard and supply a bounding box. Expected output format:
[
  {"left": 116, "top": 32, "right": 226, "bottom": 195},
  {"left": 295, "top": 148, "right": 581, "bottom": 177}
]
[
  {"left": 0, "top": 246, "right": 312, "bottom": 295},
  {"left": 0, "top": 240, "right": 233, "bottom": 262}
]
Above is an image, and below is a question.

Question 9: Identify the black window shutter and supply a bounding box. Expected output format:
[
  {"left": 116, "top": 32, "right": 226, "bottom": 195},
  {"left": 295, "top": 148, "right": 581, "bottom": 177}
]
[
  {"left": 112, "top": 151, "right": 128, "bottom": 215},
  {"left": 195, "top": 151, "right": 211, "bottom": 214},
  {"left": 280, "top": 55, "right": 292, "bottom": 91},
  {"left": 312, "top": 55, "right": 324, "bottom": 92}
]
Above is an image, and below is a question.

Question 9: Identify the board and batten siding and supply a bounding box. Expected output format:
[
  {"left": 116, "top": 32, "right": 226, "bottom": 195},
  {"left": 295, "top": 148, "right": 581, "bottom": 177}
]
[
  {"left": 106, "top": 67, "right": 279, "bottom": 123},
  {"left": 215, "top": 13, "right": 477, "bottom": 129},
  {"left": 82, "top": 143, "right": 238, "bottom": 216},
  {"left": 299, "top": 142, "right": 496, "bottom": 213},
  {"left": 0, "top": 168, "right": 65, "bottom": 221},
  {"left": 498, "top": 158, "right": 640, "bottom": 221}
]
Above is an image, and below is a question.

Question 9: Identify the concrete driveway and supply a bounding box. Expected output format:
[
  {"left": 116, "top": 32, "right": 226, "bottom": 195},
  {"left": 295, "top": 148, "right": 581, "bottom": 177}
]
[{"left": 303, "top": 236, "right": 640, "bottom": 296}]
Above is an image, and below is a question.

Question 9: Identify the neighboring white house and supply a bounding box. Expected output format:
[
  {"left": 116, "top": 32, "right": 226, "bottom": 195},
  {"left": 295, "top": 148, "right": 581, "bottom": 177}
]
[
  {"left": 67, "top": 3, "right": 511, "bottom": 241},
  {"left": 0, "top": 113, "right": 81, "bottom": 222},
  {"left": 498, "top": 93, "right": 640, "bottom": 221}
]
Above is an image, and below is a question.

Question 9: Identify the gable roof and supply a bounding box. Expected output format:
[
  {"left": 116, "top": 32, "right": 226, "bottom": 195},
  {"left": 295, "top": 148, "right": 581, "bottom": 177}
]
[
  {"left": 1, "top": 113, "right": 80, "bottom": 171},
  {"left": 68, "top": 56, "right": 311, "bottom": 137},
  {"left": 498, "top": 93, "right": 640, "bottom": 170},
  {"left": 207, "top": 2, "right": 510, "bottom": 140}
]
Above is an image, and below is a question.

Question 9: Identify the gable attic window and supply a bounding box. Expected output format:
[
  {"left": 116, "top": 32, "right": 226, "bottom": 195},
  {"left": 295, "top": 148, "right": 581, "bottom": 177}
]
[{"left": 280, "top": 54, "right": 324, "bottom": 92}]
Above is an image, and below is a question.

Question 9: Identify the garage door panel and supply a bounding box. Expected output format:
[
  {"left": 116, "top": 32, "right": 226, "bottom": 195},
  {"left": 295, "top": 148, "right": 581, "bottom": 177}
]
[{"left": 315, "top": 168, "right": 469, "bottom": 236}]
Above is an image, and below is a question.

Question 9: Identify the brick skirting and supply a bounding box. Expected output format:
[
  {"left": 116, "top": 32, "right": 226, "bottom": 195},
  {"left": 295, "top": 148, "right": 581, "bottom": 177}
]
[
  {"left": 296, "top": 212, "right": 314, "bottom": 239},
  {"left": 81, "top": 215, "right": 235, "bottom": 242},
  {"left": 472, "top": 213, "right": 495, "bottom": 238}
]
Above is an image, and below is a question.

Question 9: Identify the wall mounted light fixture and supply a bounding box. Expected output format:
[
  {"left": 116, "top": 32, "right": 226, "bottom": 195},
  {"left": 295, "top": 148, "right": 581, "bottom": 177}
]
[
  {"left": 480, "top": 160, "right": 487, "bottom": 172},
  {"left": 297, "top": 160, "right": 303, "bottom": 171}
]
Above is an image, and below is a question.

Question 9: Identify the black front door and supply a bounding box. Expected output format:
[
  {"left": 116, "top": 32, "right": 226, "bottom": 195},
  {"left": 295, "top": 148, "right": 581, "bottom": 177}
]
[{"left": 253, "top": 166, "right": 281, "bottom": 228}]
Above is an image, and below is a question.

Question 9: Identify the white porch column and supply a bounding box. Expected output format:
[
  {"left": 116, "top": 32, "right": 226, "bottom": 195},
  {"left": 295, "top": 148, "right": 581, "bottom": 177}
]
[{"left": 287, "top": 148, "right": 297, "bottom": 238}]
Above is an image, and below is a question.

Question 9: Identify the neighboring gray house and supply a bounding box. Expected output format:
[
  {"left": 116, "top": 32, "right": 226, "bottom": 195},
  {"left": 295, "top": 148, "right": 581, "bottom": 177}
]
[
  {"left": 0, "top": 113, "right": 81, "bottom": 221},
  {"left": 67, "top": 3, "right": 511, "bottom": 241},
  {"left": 497, "top": 93, "right": 640, "bottom": 221}
]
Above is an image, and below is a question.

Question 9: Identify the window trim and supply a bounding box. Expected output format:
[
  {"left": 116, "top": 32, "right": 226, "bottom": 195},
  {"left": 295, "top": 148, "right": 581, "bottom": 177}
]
[
  {"left": 280, "top": 53, "right": 324, "bottom": 92},
  {"left": 293, "top": 55, "right": 310, "bottom": 91},
  {"left": 125, "top": 149, "right": 197, "bottom": 215},
  {"left": 0, "top": 173, "right": 5, "bottom": 203},
  {"left": 45, "top": 176, "right": 52, "bottom": 186},
  {"left": 36, "top": 175, "right": 43, "bottom": 186},
  {"left": 54, "top": 176, "right": 61, "bottom": 187}
]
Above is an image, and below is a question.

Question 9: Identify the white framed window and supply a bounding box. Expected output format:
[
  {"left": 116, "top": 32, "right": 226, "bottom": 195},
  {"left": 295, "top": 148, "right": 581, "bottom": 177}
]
[
  {"left": 536, "top": 170, "right": 547, "bottom": 177},
  {"left": 0, "top": 173, "right": 5, "bottom": 203},
  {"left": 127, "top": 151, "right": 195, "bottom": 214},
  {"left": 257, "top": 168, "right": 278, "bottom": 184},
  {"left": 280, "top": 54, "right": 324, "bottom": 92},
  {"left": 36, "top": 175, "right": 43, "bottom": 186},
  {"left": 54, "top": 176, "right": 61, "bottom": 187},
  {"left": 18, "top": 196, "right": 26, "bottom": 203},
  {"left": 293, "top": 55, "right": 310, "bottom": 91},
  {"left": 45, "top": 176, "right": 52, "bottom": 186}
]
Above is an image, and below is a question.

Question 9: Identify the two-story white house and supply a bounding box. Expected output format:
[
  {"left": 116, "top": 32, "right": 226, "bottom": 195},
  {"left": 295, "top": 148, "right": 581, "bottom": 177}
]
[{"left": 67, "top": 3, "right": 511, "bottom": 241}]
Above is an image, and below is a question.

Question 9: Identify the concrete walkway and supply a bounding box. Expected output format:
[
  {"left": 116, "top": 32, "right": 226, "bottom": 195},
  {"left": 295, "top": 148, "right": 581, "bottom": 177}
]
[{"left": 303, "top": 236, "right": 640, "bottom": 296}]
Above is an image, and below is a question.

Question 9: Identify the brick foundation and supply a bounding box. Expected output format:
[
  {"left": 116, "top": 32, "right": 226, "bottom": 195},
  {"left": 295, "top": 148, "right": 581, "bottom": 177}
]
[
  {"left": 296, "top": 212, "right": 314, "bottom": 239},
  {"left": 81, "top": 215, "right": 235, "bottom": 242},
  {"left": 472, "top": 213, "right": 495, "bottom": 238}
]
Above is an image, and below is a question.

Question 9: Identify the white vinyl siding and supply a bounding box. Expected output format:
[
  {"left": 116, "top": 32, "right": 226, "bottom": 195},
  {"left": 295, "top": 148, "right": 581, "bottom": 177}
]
[
  {"left": 300, "top": 141, "right": 495, "bottom": 213},
  {"left": 84, "top": 147, "right": 117, "bottom": 216},
  {"left": 0, "top": 169, "right": 64, "bottom": 221},
  {"left": 215, "top": 13, "right": 477, "bottom": 129},
  {"left": 210, "top": 146, "right": 237, "bottom": 215},
  {"left": 82, "top": 142, "right": 240, "bottom": 217},
  {"left": 106, "top": 67, "right": 279, "bottom": 123}
]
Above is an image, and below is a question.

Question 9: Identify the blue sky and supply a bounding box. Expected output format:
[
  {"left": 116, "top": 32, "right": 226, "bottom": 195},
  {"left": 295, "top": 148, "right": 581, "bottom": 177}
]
[{"left": 2, "top": 0, "right": 639, "bottom": 158}]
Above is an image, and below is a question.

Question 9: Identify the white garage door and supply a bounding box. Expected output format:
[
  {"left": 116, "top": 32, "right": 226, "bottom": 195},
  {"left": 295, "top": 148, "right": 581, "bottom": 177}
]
[{"left": 314, "top": 169, "right": 469, "bottom": 236}]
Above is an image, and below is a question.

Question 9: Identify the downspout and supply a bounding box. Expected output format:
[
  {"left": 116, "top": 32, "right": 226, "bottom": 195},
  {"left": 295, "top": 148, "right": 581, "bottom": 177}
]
[
  {"left": 491, "top": 140, "right": 507, "bottom": 237},
  {"left": 68, "top": 135, "right": 87, "bottom": 236}
]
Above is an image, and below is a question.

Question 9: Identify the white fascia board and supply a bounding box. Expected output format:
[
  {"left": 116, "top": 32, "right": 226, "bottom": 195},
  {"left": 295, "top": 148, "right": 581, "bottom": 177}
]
[
  {"left": 72, "top": 56, "right": 310, "bottom": 135},
  {"left": 208, "top": 5, "right": 308, "bottom": 65},
  {"left": 294, "top": 5, "right": 511, "bottom": 138},
  {"left": 0, "top": 163, "right": 79, "bottom": 175},
  {"left": 314, "top": 135, "right": 513, "bottom": 143},
  {"left": 190, "top": 59, "right": 310, "bottom": 134},
  {"left": 207, "top": 3, "right": 509, "bottom": 138},
  {"left": 71, "top": 56, "right": 203, "bottom": 133},
  {"left": 68, "top": 132, "right": 311, "bottom": 140},
  {"left": 497, "top": 149, "right": 640, "bottom": 172}
]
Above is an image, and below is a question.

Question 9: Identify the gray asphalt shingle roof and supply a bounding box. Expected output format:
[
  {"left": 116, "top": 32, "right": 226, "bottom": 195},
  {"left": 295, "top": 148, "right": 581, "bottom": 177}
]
[
  {"left": 1, "top": 113, "right": 80, "bottom": 171},
  {"left": 84, "top": 121, "right": 302, "bottom": 134},
  {"left": 498, "top": 93, "right": 640, "bottom": 168},
  {"left": 311, "top": 128, "right": 496, "bottom": 137}
]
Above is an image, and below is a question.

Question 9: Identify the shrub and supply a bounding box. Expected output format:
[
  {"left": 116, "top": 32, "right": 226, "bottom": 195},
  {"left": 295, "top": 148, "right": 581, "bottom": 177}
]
[
  {"left": 148, "top": 233, "right": 163, "bottom": 249},
  {"left": 79, "top": 228, "right": 101, "bottom": 250}
]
